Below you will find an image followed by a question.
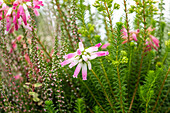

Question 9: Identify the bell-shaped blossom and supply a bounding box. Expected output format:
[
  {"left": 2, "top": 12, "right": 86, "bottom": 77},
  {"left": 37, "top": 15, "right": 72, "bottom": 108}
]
[
  {"left": 147, "top": 26, "right": 155, "bottom": 32},
  {"left": 121, "top": 27, "right": 139, "bottom": 44},
  {"left": 145, "top": 26, "right": 159, "bottom": 51},
  {"left": 0, "top": 1, "right": 8, "bottom": 20},
  {"left": 101, "top": 43, "right": 110, "bottom": 49},
  {"left": 60, "top": 42, "right": 109, "bottom": 80}
]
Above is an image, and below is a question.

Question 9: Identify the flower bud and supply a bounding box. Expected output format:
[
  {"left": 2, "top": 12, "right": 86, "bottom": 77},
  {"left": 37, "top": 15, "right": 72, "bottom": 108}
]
[
  {"left": 121, "top": 50, "right": 127, "bottom": 56},
  {"left": 130, "top": 42, "right": 135, "bottom": 46},
  {"left": 165, "top": 39, "right": 170, "bottom": 51},
  {"left": 112, "top": 61, "right": 119, "bottom": 66},
  {"left": 168, "top": 32, "right": 170, "bottom": 36},
  {"left": 121, "top": 56, "right": 128, "bottom": 64}
]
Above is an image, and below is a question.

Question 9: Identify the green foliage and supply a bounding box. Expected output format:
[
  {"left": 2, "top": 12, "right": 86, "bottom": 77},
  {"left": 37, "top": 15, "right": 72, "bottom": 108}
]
[
  {"left": 93, "top": 106, "right": 102, "bottom": 113},
  {"left": 74, "top": 98, "right": 86, "bottom": 113},
  {"left": 44, "top": 100, "right": 57, "bottom": 113}
]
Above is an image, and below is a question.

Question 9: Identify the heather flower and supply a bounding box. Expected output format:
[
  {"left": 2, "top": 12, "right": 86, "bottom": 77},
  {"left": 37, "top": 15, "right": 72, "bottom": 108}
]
[
  {"left": 0, "top": 0, "right": 43, "bottom": 32},
  {"left": 14, "top": 75, "right": 23, "bottom": 81},
  {"left": 60, "top": 42, "right": 109, "bottom": 80},
  {"left": 121, "top": 27, "right": 139, "bottom": 44},
  {"left": 101, "top": 43, "right": 110, "bottom": 49},
  {"left": 145, "top": 26, "right": 159, "bottom": 51},
  {"left": 9, "top": 35, "right": 22, "bottom": 53}
]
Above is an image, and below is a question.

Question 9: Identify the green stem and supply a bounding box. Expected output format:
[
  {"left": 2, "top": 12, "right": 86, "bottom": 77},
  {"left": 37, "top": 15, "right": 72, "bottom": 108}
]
[
  {"left": 80, "top": 79, "right": 107, "bottom": 113},
  {"left": 91, "top": 69, "right": 116, "bottom": 112},
  {"left": 55, "top": 0, "right": 75, "bottom": 51},
  {"left": 63, "top": 68, "right": 94, "bottom": 113},
  {"left": 116, "top": 49, "right": 125, "bottom": 113},
  {"left": 99, "top": 59, "right": 118, "bottom": 102},
  {"left": 156, "top": 89, "right": 170, "bottom": 112},
  {"left": 128, "top": 1, "right": 147, "bottom": 112},
  {"left": 123, "top": 0, "right": 132, "bottom": 102},
  {"left": 151, "top": 67, "right": 170, "bottom": 113},
  {"left": 35, "top": 37, "right": 52, "bottom": 61},
  {"left": 147, "top": 52, "right": 152, "bottom": 72},
  {"left": 162, "top": 51, "right": 168, "bottom": 64},
  {"left": 78, "top": 100, "right": 82, "bottom": 113},
  {"left": 145, "top": 71, "right": 159, "bottom": 113}
]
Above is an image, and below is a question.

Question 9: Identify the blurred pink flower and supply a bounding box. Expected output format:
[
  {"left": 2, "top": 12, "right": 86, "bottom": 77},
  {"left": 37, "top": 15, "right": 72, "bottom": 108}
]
[
  {"left": 9, "top": 35, "right": 22, "bottom": 53},
  {"left": 121, "top": 27, "right": 139, "bottom": 44},
  {"left": 145, "top": 26, "right": 159, "bottom": 52},
  {"left": 0, "top": 0, "right": 43, "bottom": 32},
  {"left": 14, "top": 75, "right": 23, "bottom": 81},
  {"left": 147, "top": 26, "right": 155, "bottom": 32},
  {"left": 101, "top": 43, "right": 110, "bottom": 49},
  {"left": 25, "top": 53, "right": 31, "bottom": 65},
  {"left": 60, "top": 42, "right": 109, "bottom": 80},
  {"left": 9, "top": 41, "right": 17, "bottom": 53}
]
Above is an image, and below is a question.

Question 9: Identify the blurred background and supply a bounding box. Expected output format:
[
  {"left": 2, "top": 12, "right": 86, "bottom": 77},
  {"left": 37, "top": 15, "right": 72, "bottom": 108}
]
[{"left": 37, "top": 0, "right": 170, "bottom": 50}]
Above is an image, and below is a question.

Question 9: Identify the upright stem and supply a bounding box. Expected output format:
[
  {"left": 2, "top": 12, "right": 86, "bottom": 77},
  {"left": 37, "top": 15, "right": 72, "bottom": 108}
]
[
  {"left": 123, "top": 0, "right": 131, "bottom": 100},
  {"left": 123, "top": 0, "right": 130, "bottom": 42},
  {"left": 104, "top": 2, "right": 114, "bottom": 37},
  {"left": 151, "top": 67, "right": 170, "bottom": 113},
  {"left": 128, "top": 0, "right": 147, "bottom": 112},
  {"left": 91, "top": 69, "right": 116, "bottom": 112},
  {"left": 103, "top": 13, "right": 110, "bottom": 41},
  {"left": 156, "top": 89, "right": 170, "bottom": 112},
  {"left": 99, "top": 59, "right": 118, "bottom": 102},
  {"left": 116, "top": 48, "right": 125, "bottom": 113},
  {"left": 35, "top": 37, "right": 52, "bottom": 61},
  {"left": 63, "top": 68, "right": 94, "bottom": 113},
  {"left": 55, "top": 0, "right": 75, "bottom": 51},
  {"left": 80, "top": 79, "right": 107, "bottom": 113}
]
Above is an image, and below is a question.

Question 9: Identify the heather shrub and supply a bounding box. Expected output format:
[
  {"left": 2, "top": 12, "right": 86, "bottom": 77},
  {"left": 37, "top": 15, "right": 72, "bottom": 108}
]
[{"left": 0, "top": 0, "right": 169, "bottom": 113}]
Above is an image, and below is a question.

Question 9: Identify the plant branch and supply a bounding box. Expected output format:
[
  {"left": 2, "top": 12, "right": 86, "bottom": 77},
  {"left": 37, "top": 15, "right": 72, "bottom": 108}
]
[
  {"left": 151, "top": 67, "right": 170, "bottom": 113},
  {"left": 80, "top": 79, "right": 107, "bottom": 113},
  {"left": 55, "top": 0, "right": 75, "bottom": 51},
  {"left": 128, "top": 0, "right": 147, "bottom": 112},
  {"left": 91, "top": 69, "right": 116, "bottom": 112},
  {"left": 123, "top": 0, "right": 131, "bottom": 101},
  {"left": 99, "top": 59, "right": 118, "bottom": 102},
  {"left": 104, "top": 2, "right": 114, "bottom": 37}
]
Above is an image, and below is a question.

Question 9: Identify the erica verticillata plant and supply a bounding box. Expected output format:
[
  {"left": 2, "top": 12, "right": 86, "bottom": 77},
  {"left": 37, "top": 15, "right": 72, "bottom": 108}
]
[{"left": 0, "top": 0, "right": 169, "bottom": 113}]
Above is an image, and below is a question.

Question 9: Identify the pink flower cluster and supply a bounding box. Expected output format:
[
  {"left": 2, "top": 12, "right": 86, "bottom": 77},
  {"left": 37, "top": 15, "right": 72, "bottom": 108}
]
[
  {"left": 145, "top": 26, "right": 159, "bottom": 51},
  {"left": 0, "top": 0, "right": 43, "bottom": 33},
  {"left": 121, "top": 27, "right": 159, "bottom": 51},
  {"left": 121, "top": 27, "right": 139, "bottom": 44},
  {"left": 60, "top": 42, "right": 109, "bottom": 80},
  {"left": 9, "top": 35, "right": 22, "bottom": 53}
]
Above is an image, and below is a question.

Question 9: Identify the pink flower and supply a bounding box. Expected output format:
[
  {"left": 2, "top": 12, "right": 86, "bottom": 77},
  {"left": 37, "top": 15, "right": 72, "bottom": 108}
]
[
  {"left": 9, "top": 35, "right": 22, "bottom": 53},
  {"left": 25, "top": 54, "right": 31, "bottom": 65},
  {"left": 145, "top": 26, "right": 159, "bottom": 52},
  {"left": 95, "top": 43, "right": 102, "bottom": 48},
  {"left": 60, "top": 42, "right": 109, "bottom": 80},
  {"left": 9, "top": 41, "right": 17, "bottom": 53},
  {"left": 101, "top": 43, "right": 110, "bottom": 49},
  {"left": 147, "top": 26, "right": 155, "bottom": 32},
  {"left": 150, "top": 35, "right": 159, "bottom": 47},
  {"left": 14, "top": 75, "right": 23, "bottom": 81},
  {"left": 0, "top": 0, "right": 43, "bottom": 32},
  {"left": 121, "top": 27, "right": 139, "bottom": 44}
]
